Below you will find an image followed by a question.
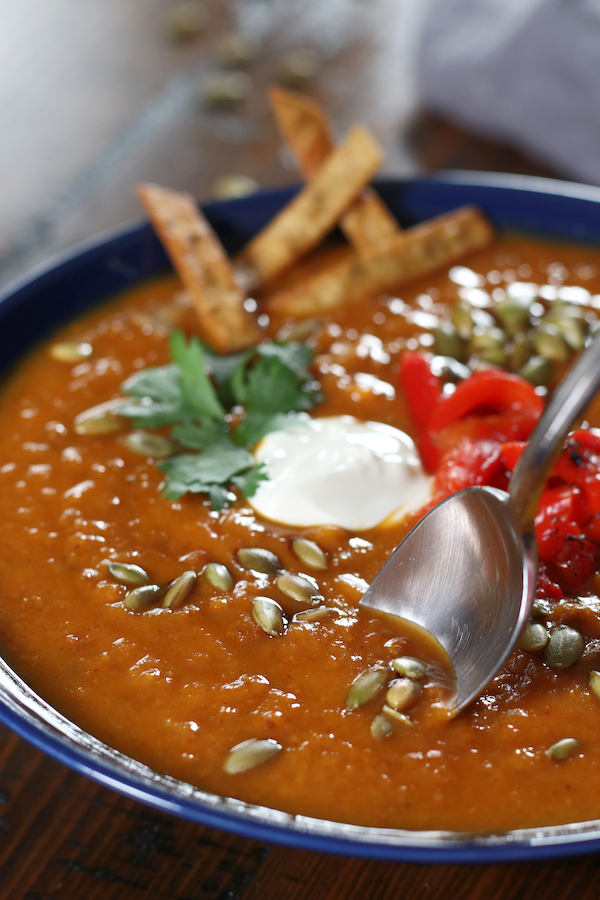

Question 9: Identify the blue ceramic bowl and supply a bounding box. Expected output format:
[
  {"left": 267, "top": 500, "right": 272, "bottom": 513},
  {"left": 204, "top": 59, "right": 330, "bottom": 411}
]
[{"left": 2, "top": 173, "right": 600, "bottom": 863}]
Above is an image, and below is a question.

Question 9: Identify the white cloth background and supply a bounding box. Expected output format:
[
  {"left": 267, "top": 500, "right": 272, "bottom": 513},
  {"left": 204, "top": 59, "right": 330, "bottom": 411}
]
[{"left": 416, "top": 0, "right": 600, "bottom": 185}]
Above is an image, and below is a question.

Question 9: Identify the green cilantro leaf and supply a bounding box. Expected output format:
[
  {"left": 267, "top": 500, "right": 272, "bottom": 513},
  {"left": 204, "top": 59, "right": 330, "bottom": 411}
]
[{"left": 117, "top": 331, "right": 322, "bottom": 509}]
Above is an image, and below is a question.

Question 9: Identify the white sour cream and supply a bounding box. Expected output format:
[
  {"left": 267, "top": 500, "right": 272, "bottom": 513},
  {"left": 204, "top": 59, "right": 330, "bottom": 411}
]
[{"left": 249, "top": 415, "right": 432, "bottom": 531}]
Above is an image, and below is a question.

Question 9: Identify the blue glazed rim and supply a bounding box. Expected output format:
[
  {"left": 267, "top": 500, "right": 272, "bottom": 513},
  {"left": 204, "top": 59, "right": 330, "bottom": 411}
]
[{"left": 2, "top": 172, "right": 600, "bottom": 863}]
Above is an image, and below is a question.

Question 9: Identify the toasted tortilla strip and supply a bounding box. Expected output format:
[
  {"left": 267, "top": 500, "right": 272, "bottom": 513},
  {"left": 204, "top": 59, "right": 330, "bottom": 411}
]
[
  {"left": 137, "top": 183, "right": 260, "bottom": 354},
  {"left": 269, "top": 86, "right": 399, "bottom": 250},
  {"left": 265, "top": 206, "right": 494, "bottom": 317},
  {"left": 268, "top": 86, "right": 333, "bottom": 180},
  {"left": 239, "top": 124, "right": 384, "bottom": 285}
]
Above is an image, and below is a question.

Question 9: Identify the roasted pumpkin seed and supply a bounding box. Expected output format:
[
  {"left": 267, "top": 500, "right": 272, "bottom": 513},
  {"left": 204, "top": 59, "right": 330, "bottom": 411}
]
[
  {"left": 382, "top": 704, "right": 412, "bottom": 725},
  {"left": 204, "top": 561, "right": 234, "bottom": 591},
  {"left": 346, "top": 667, "right": 387, "bottom": 710},
  {"left": 162, "top": 570, "right": 196, "bottom": 609},
  {"left": 534, "top": 323, "right": 571, "bottom": 363},
  {"left": 291, "top": 538, "right": 327, "bottom": 570},
  {"left": 223, "top": 738, "right": 282, "bottom": 774},
  {"left": 495, "top": 295, "right": 532, "bottom": 335},
  {"left": 211, "top": 174, "right": 259, "bottom": 201},
  {"left": 237, "top": 547, "right": 282, "bottom": 574},
  {"left": 277, "top": 48, "right": 319, "bottom": 86},
  {"left": 590, "top": 670, "right": 600, "bottom": 701},
  {"left": 276, "top": 572, "right": 320, "bottom": 603},
  {"left": 163, "top": 1, "right": 207, "bottom": 40},
  {"left": 391, "top": 656, "right": 427, "bottom": 679},
  {"left": 50, "top": 341, "right": 92, "bottom": 362},
  {"left": 215, "top": 32, "right": 260, "bottom": 66},
  {"left": 518, "top": 354, "right": 553, "bottom": 386},
  {"left": 545, "top": 737, "right": 580, "bottom": 761},
  {"left": 385, "top": 677, "right": 421, "bottom": 711},
  {"left": 201, "top": 71, "right": 251, "bottom": 108},
  {"left": 252, "top": 597, "right": 285, "bottom": 635},
  {"left": 294, "top": 606, "right": 334, "bottom": 622},
  {"left": 433, "top": 320, "right": 462, "bottom": 359},
  {"left": 124, "top": 584, "right": 163, "bottom": 610},
  {"left": 450, "top": 302, "right": 474, "bottom": 340},
  {"left": 122, "top": 430, "right": 176, "bottom": 458},
  {"left": 370, "top": 714, "right": 393, "bottom": 739},
  {"left": 508, "top": 332, "right": 530, "bottom": 371},
  {"left": 108, "top": 562, "right": 150, "bottom": 586},
  {"left": 518, "top": 621, "right": 548, "bottom": 652},
  {"left": 469, "top": 325, "right": 508, "bottom": 355},
  {"left": 74, "top": 399, "right": 124, "bottom": 435},
  {"left": 544, "top": 625, "right": 584, "bottom": 668}
]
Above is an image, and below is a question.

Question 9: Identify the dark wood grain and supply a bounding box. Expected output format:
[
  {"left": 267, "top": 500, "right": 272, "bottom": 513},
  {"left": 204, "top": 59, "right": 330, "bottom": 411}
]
[{"left": 0, "top": 1, "right": 591, "bottom": 897}]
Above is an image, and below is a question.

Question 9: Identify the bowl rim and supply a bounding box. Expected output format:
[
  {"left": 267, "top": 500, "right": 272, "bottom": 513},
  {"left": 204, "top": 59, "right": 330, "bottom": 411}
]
[{"left": 2, "top": 170, "right": 600, "bottom": 863}]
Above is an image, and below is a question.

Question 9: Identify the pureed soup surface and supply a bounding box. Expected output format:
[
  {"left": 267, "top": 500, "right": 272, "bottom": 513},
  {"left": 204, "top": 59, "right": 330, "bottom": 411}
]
[{"left": 3, "top": 234, "right": 600, "bottom": 834}]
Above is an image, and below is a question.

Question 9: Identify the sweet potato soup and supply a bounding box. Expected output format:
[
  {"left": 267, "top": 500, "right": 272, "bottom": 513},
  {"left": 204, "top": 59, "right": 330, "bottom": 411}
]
[{"left": 3, "top": 234, "right": 600, "bottom": 834}]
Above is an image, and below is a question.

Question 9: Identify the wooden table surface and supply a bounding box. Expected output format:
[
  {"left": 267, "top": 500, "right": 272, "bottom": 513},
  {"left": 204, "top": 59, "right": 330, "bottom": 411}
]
[{"left": 1, "top": 1, "right": 595, "bottom": 898}]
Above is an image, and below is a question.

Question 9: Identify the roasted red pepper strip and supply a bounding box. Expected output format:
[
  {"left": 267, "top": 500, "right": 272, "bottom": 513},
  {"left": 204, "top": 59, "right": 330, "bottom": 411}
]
[
  {"left": 416, "top": 368, "right": 543, "bottom": 472},
  {"left": 397, "top": 351, "right": 443, "bottom": 436}
]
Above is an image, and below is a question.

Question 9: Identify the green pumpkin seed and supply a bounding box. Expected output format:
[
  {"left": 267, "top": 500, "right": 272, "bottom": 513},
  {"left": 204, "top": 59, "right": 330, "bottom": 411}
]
[
  {"left": 518, "top": 621, "right": 548, "bottom": 652},
  {"left": 252, "top": 597, "right": 285, "bottom": 636},
  {"left": 508, "top": 332, "right": 531, "bottom": 371},
  {"left": 450, "top": 303, "right": 474, "bottom": 340},
  {"left": 108, "top": 562, "right": 150, "bottom": 586},
  {"left": 122, "top": 431, "right": 176, "bottom": 459},
  {"left": 434, "top": 320, "right": 462, "bottom": 359},
  {"left": 391, "top": 657, "right": 427, "bottom": 679},
  {"left": 382, "top": 704, "right": 412, "bottom": 725},
  {"left": 589, "top": 670, "right": 600, "bottom": 700},
  {"left": 545, "top": 737, "right": 580, "bottom": 761},
  {"left": 276, "top": 572, "right": 320, "bottom": 603},
  {"left": 552, "top": 317, "right": 586, "bottom": 352},
  {"left": 204, "top": 562, "right": 234, "bottom": 591},
  {"left": 469, "top": 325, "right": 508, "bottom": 354},
  {"left": 346, "top": 667, "right": 387, "bottom": 710},
  {"left": 74, "top": 399, "right": 124, "bottom": 435},
  {"left": 201, "top": 71, "right": 251, "bottom": 108},
  {"left": 477, "top": 346, "right": 507, "bottom": 367},
  {"left": 276, "top": 318, "right": 321, "bottom": 343},
  {"left": 212, "top": 174, "right": 259, "bottom": 201},
  {"left": 163, "top": 1, "right": 207, "bottom": 40},
  {"left": 50, "top": 341, "right": 93, "bottom": 362},
  {"left": 237, "top": 547, "right": 282, "bottom": 575},
  {"left": 223, "top": 738, "right": 282, "bottom": 774},
  {"left": 370, "top": 714, "right": 393, "bottom": 739},
  {"left": 216, "top": 32, "right": 260, "bottom": 66},
  {"left": 544, "top": 625, "right": 584, "bottom": 669},
  {"left": 124, "top": 584, "right": 163, "bottom": 610},
  {"left": 495, "top": 295, "right": 532, "bottom": 335},
  {"left": 543, "top": 303, "right": 587, "bottom": 325},
  {"left": 534, "top": 323, "right": 571, "bottom": 363},
  {"left": 162, "top": 570, "right": 196, "bottom": 609},
  {"left": 294, "top": 606, "right": 334, "bottom": 623},
  {"left": 291, "top": 538, "right": 327, "bottom": 570},
  {"left": 518, "top": 354, "right": 553, "bottom": 386},
  {"left": 385, "top": 677, "right": 421, "bottom": 711},
  {"left": 277, "top": 48, "right": 319, "bottom": 86}
]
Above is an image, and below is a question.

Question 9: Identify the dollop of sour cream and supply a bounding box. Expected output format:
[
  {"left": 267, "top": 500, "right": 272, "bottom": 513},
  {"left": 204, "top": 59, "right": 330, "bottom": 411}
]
[{"left": 249, "top": 415, "right": 432, "bottom": 531}]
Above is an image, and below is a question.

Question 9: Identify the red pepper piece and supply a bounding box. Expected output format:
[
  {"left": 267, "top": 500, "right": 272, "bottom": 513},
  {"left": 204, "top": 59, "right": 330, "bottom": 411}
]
[
  {"left": 426, "top": 369, "right": 543, "bottom": 438},
  {"left": 398, "top": 351, "right": 443, "bottom": 436}
]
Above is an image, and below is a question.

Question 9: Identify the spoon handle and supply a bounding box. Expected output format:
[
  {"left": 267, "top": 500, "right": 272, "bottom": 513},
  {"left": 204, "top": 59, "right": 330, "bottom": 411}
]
[{"left": 510, "top": 329, "right": 600, "bottom": 531}]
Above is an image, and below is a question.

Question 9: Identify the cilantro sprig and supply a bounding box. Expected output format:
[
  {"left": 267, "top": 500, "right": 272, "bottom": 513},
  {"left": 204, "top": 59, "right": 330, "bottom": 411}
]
[{"left": 118, "top": 331, "right": 322, "bottom": 509}]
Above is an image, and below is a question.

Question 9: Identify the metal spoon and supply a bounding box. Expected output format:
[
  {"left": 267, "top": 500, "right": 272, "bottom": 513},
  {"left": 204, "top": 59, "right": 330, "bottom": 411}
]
[{"left": 361, "top": 331, "right": 600, "bottom": 714}]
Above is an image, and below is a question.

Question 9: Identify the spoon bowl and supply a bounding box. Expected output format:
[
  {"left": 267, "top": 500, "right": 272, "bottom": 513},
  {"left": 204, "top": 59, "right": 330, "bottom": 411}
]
[{"left": 362, "top": 329, "right": 600, "bottom": 714}]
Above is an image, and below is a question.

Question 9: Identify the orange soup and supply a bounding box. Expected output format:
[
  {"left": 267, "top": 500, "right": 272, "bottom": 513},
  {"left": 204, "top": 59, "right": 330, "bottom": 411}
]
[{"left": 2, "top": 234, "right": 600, "bottom": 833}]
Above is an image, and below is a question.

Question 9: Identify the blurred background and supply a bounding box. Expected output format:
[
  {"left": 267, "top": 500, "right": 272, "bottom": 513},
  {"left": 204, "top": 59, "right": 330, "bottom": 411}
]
[{"left": 0, "top": 0, "right": 589, "bottom": 292}]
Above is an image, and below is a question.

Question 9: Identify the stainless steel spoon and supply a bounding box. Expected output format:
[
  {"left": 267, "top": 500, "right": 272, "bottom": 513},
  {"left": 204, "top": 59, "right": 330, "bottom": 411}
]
[{"left": 361, "top": 331, "right": 600, "bottom": 715}]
